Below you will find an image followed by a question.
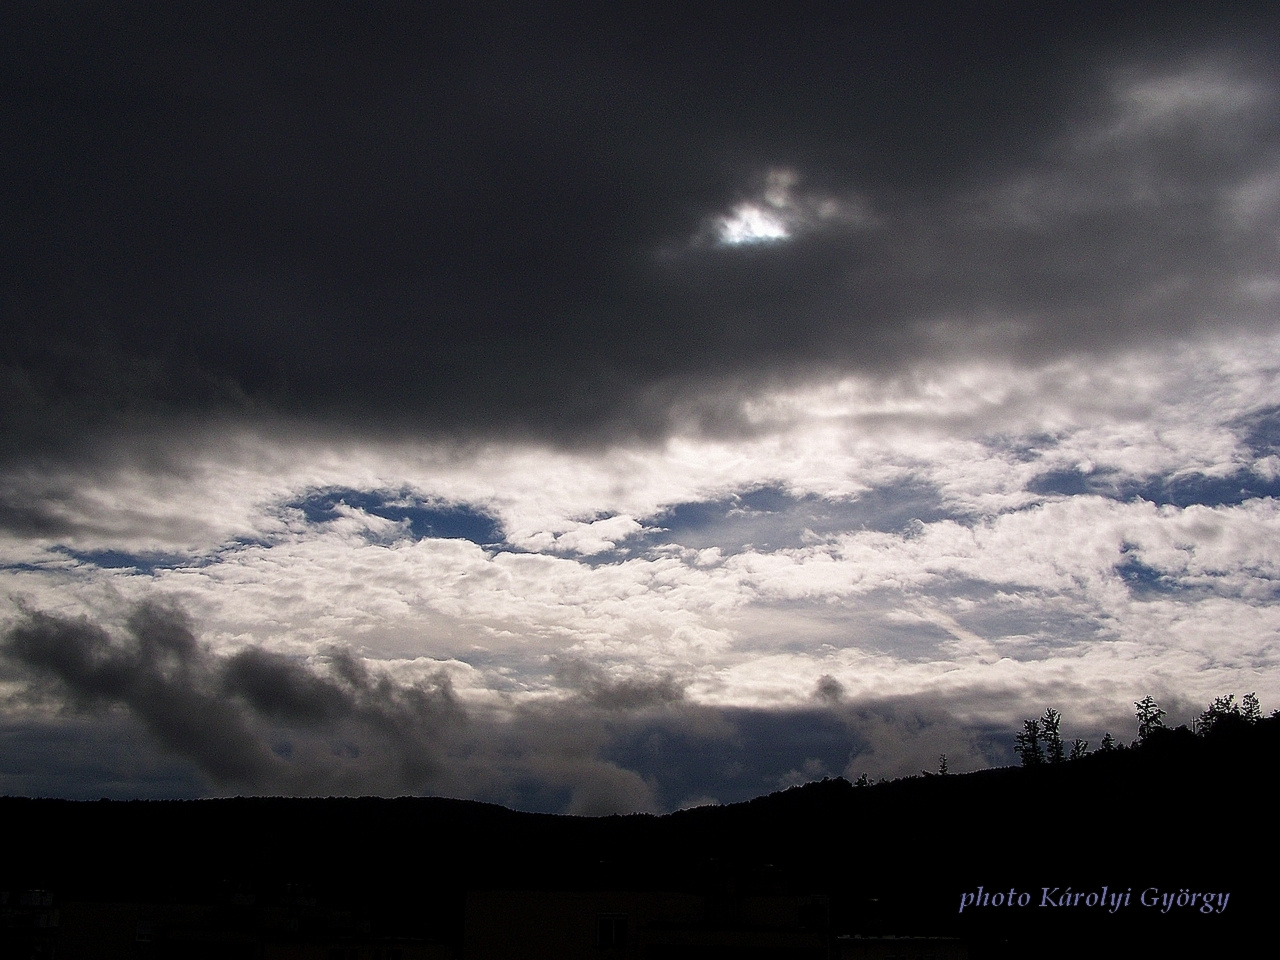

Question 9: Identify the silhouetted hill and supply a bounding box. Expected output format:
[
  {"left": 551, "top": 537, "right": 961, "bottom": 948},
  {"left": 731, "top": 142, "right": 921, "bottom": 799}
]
[{"left": 3, "top": 716, "right": 1275, "bottom": 957}]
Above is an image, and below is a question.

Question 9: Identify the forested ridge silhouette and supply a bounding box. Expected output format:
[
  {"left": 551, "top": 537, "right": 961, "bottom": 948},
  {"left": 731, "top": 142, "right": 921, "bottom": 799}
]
[{"left": 2, "top": 702, "right": 1275, "bottom": 957}]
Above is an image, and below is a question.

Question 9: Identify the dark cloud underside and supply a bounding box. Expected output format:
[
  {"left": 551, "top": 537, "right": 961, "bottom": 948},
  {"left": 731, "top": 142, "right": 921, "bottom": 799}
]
[
  {"left": 1, "top": 603, "right": 463, "bottom": 795},
  {"left": 0, "top": 602, "right": 1065, "bottom": 812},
  {"left": 4, "top": 2, "right": 1279, "bottom": 455}
]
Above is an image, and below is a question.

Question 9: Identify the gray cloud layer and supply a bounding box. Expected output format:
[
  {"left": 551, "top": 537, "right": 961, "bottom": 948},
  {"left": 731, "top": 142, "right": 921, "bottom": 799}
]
[
  {"left": 4, "top": 3, "right": 1279, "bottom": 455},
  {"left": 4, "top": 601, "right": 1117, "bottom": 812},
  {"left": 3, "top": 602, "right": 462, "bottom": 795}
]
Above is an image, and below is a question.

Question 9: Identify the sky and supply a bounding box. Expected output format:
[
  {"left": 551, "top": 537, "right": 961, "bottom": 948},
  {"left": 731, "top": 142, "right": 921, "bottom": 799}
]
[{"left": 3, "top": 2, "right": 1280, "bottom": 814}]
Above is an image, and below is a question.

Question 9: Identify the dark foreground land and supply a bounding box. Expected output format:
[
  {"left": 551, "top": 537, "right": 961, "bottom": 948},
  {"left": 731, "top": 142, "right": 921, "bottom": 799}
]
[{"left": 3, "top": 718, "right": 1276, "bottom": 960}]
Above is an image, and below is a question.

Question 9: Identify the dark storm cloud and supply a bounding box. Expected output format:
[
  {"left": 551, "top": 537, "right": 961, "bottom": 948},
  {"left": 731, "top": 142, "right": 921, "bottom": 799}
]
[
  {"left": 814, "top": 675, "right": 845, "bottom": 704},
  {"left": 0, "top": 602, "right": 681, "bottom": 810},
  {"left": 4, "top": 2, "right": 1278, "bottom": 455},
  {"left": 0, "top": 600, "right": 1108, "bottom": 813},
  {"left": 1, "top": 602, "right": 464, "bottom": 794},
  {"left": 222, "top": 645, "right": 354, "bottom": 724},
  {"left": 553, "top": 657, "right": 686, "bottom": 711},
  {"left": 4, "top": 603, "right": 278, "bottom": 784},
  {"left": 0, "top": 500, "right": 78, "bottom": 538}
]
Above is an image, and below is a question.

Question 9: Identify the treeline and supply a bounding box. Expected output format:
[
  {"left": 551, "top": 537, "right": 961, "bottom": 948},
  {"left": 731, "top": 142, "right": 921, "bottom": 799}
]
[{"left": 1015, "top": 691, "right": 1272, "bottom": 766}]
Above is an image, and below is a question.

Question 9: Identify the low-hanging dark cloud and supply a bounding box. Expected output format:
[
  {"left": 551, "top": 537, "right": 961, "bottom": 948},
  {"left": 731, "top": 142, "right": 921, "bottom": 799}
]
[
  {"left": 4, "top": 2, "right": 1279, "bottom": 459},
  {"left": 5, "top": 603, "right": 279, "bottom": 784},
  {"left": 553, "top": 657, "right": 686, "bottom": 711},
  {"left": 1, "top": 601, "right": 695, "bottom": 808},
  {"left": 0, "top": 599, "right": 1156, "bottom": 813},
  {"left": 1, "top": 602, "right": 465, "bottom": 795}
]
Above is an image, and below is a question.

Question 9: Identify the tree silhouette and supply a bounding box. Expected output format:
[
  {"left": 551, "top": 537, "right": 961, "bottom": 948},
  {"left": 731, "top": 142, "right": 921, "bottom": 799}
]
[
  {"left": 1007, "top": 692, "right": 1264, "bottom": 769},
  {"left": 1042, "top": 708, "right": 1065, "bottom": 763},
  {"left": 1196, "top": 694, "right": 1237, "bottom": 735},
  {"left": 1134, "top": 696, "right": 1165, "bottom": 744},
  {"left": 1014, "top": 718, "right": 1044, "bottom": 766},
  {"left": 1241, "top": 692, "right": 1262, "bottom": 723}
]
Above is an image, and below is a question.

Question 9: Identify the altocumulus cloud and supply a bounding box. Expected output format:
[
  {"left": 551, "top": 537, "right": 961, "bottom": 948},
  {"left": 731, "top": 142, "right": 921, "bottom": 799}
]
[{"left": 3, "top": 336, "right": 1280, "bottom": 809}]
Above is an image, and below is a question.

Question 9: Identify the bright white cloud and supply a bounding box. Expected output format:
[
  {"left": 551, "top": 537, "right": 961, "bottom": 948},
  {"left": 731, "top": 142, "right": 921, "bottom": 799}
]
[
  {"left": 706, "top": 168, "right": 878, "bottom": 247},
  {"left": 716, "top": 203, "right": 792, "bottom": 245},
  {"left": 4, "top": 333, "right": 1279, "bottom": 739}
]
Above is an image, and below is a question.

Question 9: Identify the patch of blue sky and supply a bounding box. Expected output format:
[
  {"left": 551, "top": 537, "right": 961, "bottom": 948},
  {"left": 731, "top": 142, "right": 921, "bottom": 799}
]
[
  {"left": 58, "top": 547, "right": 191, "bottom": 575},
  {"left": 1114, "top": 555, "right": 1180, "bottom": 597},
  {"left": 641, "top": 480, "right": 955, "bottom": 555},
  {"left": 985, "top": 432, "right": 1063, "bottom": 464},
  {"left": 562, "top": 548, "right": 645, "bottom": 569},
  {"left": 1109, "top": 544, "right": 1280, "bottom": 602},
  {"left": 0, "top": 561, "right": 56, "bottom": 573},
  {"left": 290, "top": 488, "right": 502, "bottom": 545},
  {"left": 224, "top": 535, "right": 274, "bottom": 552},
  {"left": 1026, "top": 468, "right": 1117, "bottom": 498},
  {"left": 1028, "top": 467, "right": 1280, "bottom": 508},
  {"left": 1120, "top": 471, "right": 1280, "bottom": 509},
  {"left": 1238, "top": 404, "right": 1280, "bottom": 458}
]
